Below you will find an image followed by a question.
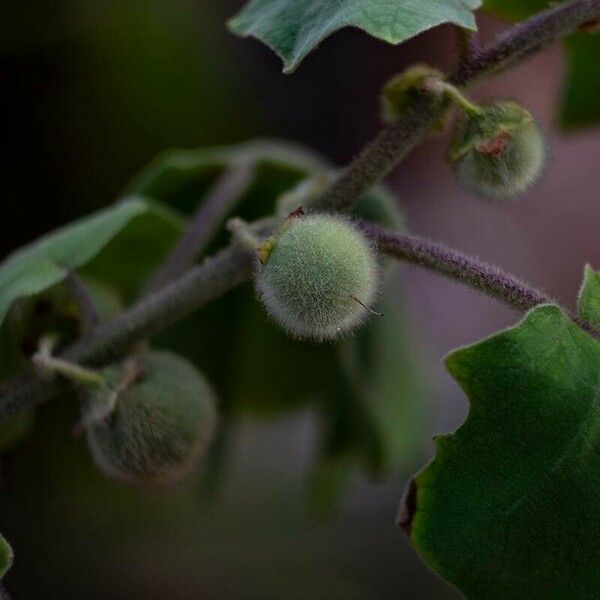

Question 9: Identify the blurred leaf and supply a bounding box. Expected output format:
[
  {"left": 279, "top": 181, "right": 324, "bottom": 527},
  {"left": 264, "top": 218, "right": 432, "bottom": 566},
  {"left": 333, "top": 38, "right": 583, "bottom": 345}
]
[
  {"left": 0, "top": 534, "right": 13, "bottom": 580},
  {"left": 482, "top": 0, "right": 600, "bottom": 128},
  {"left": 0, "top": 198, "right": 181, "bottom": 455},
  {"left": 135, "top": 139, "right": 424, "bottom": 502},
  {"left": 0, "top": 197, "right": 183, "bottom": 329},
  {"left": 80, "top": 205, "right": 184, "bottom": 302},
  {"left": 0, "top": 411, "right": 34, "bottom": 454},
  {"left": 561, "top": 33, "right": 600, "bottom": 128},
  {"left": 339, "top": 289, "right": 426, "bottom": 474},
  {"left": 578, "top": 264, "right": 600, "bottom": 329},
  {"left": 308, "top": 455, "right": 355, "bottom": 518},
  {"left": 231, "top": 296, "right": 338, "bottom": 416},
  {"left": 126, "top": 139, "right": 326, "bottom": 210},
  {"left": 405, "top": 305, "right": 600, "bottom": 598},
  {"left": 481, "top": 0, "right": 546, "bottom": 19},
  {"left": 312, "top": 286, "right": 426, "bottom": 512},
  {"left": 228, "top": 0, "right": 481, "bottom": 73}
]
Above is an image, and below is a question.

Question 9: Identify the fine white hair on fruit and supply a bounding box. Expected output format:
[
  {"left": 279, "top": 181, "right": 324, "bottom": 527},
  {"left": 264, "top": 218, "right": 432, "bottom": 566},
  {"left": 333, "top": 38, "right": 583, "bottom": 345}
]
[
  {"left": 256, "top": 213, "right": 380, "bottom": 341},
  {"left": 85, "top": 351, "right": 218, "bottom": 485},
  {"left": 448, "top": 100, "right": 546, "bottom": 201}
]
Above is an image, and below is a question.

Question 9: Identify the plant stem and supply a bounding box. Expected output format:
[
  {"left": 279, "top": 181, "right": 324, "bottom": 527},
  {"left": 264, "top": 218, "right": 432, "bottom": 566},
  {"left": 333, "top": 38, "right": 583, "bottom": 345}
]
[
  {"left": 0, "top": 243, "right": 257, "bottom": 419},
  {"left": 454, "top": 26, "right": 477, "bottom": 66},
  {"left": 366, "top": 222, "right": 600, "bottom": 338},
  {"left": 2, "top": 0, "right": 599, "bottom": 419},
  {"left": 450, "top": 0, "right": 600, "bottom": 87},
  {"left": 32, "top": 353, "right": 105, "bottom": 387},
  {"left": 66, "top": 244, "right": 257, "bottom": 368},
  {"left": 143, "top": 163, "right": 254, "bottom": 294},
  {"left": 317, "top": 0, "right": 600, "bottom": 212},
  {"left": 437, "top": 82, "right": 483, "bottom": 116},
  {"left": 362, "top": 222, "right": 554, "bottom": 312},
  {"left": 3, "top": 223, "right": 597, "bottom": 419},
  {"left": 65, "top": 269, "right": 101, "bottom": 332}
]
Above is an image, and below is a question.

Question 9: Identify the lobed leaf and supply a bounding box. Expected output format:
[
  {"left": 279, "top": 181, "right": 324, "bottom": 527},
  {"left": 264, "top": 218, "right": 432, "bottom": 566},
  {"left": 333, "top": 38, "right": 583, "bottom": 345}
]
[
  {"left": 229, "top": 0, "right": 481, "bottom": 73},
  {"left": 403, "top": 304, "right": 600, "bottom": 599}
]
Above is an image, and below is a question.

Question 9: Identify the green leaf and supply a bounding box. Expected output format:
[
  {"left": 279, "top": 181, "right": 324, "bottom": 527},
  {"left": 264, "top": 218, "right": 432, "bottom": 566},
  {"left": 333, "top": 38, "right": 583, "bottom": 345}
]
[
  {"left": 126, "top": 140, "right": 326, "bottom": 209},
  {"left": 337, "top": 289, "right": 426, "bottom": 474},
  {"left": 228, "top": 0, "right": 481, "bottom": 73},
  {"left": 0, "top": 534, "right": 13, "bottom": 580},
  {"left": 0, "top": 197, "right": 183, "bottom": 330},
  {"left": 481, "top": 0, "right": 545, "bottom": 20},
  {"left": 482, "top": 1, "right": 600, "bottom": 128},
  {"left": 561, "top": 33, "right": 600, "bottom": 128},
  {"left": 0, "top": 411, "right": 34, "bottom": 454},
  {"left": 578, "top": 264, "right": 600, "bottom": 330},
  {"left": 403, "top": 304, "right": 600, "bottom": 599},
  {"left": 310, "top": 285, "right": 427, "bottom": 513}
]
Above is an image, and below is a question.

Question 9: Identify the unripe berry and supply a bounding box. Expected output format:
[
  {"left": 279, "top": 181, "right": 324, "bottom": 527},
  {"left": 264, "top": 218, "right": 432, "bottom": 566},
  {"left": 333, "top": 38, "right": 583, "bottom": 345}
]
[
  {"left": 381, "top": 65, "right": 444, "bottom": 123},
  {"left": 448, "top": 100, "right": 546, "bottom": 200},
  {"left": 256, "top": 214, "right": 379, "bottom": 341},
  {"left": 84, "top": 351, "right": 217, "bottom": 485}
]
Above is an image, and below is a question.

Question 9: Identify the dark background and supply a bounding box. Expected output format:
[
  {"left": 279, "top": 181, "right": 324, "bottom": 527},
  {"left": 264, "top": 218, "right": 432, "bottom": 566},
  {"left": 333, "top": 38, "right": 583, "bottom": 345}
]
[{"left": 1, "top": 1, "right": 599, "bottom": 598}]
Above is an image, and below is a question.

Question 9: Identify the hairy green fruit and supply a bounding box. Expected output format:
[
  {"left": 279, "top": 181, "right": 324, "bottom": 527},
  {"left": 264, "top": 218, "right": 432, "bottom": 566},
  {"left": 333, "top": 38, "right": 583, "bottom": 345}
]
[
  {"left": 448, "top": 100, "right": 546, "bottom": 200},
  {"left": 256, "top": 214, "right": 379, "bottom": 341},
  {"left": 84, "top": 351, "right": 217, "bottom": 485},
  {"left": 381, "top": 65, "right": 444, "bottom": 123}
]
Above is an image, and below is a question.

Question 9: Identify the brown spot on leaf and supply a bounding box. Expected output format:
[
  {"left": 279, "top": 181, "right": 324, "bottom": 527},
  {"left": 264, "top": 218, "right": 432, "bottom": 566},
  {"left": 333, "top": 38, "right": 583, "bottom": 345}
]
[{"left": 396, "top": 478, "right": 418, "bottom": 537}]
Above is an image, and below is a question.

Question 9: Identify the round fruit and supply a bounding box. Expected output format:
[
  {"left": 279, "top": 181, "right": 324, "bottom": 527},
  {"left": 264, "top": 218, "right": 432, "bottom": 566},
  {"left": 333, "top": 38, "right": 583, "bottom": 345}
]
[
  {"left": 256, "top": 214, "right": 379, "bottom": 341},
  {"left": 448, "top": 100, "right": 546, "bottom": 200},
  {"left": 84, "top": 351, "right": 217, "bottom": 485}
]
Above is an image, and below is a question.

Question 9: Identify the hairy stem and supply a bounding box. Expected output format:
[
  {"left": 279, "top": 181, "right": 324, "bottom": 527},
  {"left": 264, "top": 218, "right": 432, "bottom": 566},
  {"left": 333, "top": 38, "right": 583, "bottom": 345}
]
[
  {"left": 65, "top": 269, "right": 101, "bottom": 332},
  {"left": 0, "top": 244, "right": 256, "bottom": 419},
  {"left": 2, "top": 0, "right": 599, "bottom": 419},
  {"left": 3, "top": 223, "right": 596, "bottom": 418},
  {"left": 143, "top": 164, "right": 254, "bottom": 294},
  {"left": 317, "top": 0, "right": 600, "bottom": 212},
  {"left": 362, "top": 222, "right": 553, "bottom": 311},
  {"left": 364, "top": 222, "right": 598, "bottom": 338},
  {"left": 451, "top": 0, "right": 600, "bottom": 86},
  {"left": 454, "top": 26, "right": 477, "bottom": 66},
  {"left": 32, "top": 353, "right": 105, "bottom": 387}
]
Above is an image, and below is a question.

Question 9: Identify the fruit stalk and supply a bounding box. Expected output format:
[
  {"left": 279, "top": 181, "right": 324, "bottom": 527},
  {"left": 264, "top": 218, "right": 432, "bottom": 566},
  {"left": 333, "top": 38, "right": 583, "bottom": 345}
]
[{"left": 316, "top": 0, "right": 600, "bottom": 212}]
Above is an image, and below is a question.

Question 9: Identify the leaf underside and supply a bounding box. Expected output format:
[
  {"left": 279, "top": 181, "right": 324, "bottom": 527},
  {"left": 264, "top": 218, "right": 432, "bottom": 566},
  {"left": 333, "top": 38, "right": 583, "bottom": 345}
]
[{"left": 229, "top": 0, "right": 481, "bottom": 73}]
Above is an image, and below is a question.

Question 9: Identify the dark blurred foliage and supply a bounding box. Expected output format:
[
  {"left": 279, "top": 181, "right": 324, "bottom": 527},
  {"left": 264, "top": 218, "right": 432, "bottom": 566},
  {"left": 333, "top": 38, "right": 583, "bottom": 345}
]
[{"left": 2, "top": 0, "right": 599, "bottom": 598}]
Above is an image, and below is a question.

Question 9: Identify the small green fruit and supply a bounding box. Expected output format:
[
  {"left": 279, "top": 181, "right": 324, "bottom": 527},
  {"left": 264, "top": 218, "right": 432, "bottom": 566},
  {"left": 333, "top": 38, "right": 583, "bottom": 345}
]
[
  {"left": 84, "top": 351, "right": 217, "bottom": 485},
  {"left": 256, "top": 214, "right": 379, "bottom": 341},
  {"left": 448, "top": 100, "right": 546, "bottom": 200},
  {"left": 381, "top": 65, "right": 444, "bottom": 123}
]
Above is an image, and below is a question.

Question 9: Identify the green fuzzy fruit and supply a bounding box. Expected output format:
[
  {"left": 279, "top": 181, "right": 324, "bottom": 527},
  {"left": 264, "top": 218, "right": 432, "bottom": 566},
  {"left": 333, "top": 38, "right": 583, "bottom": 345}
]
[
  {"left": 256, "top": 214, "right": 379, "bottom": 341},
  {"left": 381, "top": 65, "right": 444, "bottom": 123},
  {"left": 448, "top": 100, "right": 546, "bottom": 200},
  {"left": 84, "top": 351, "right": 217, "bottom": 485}
]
